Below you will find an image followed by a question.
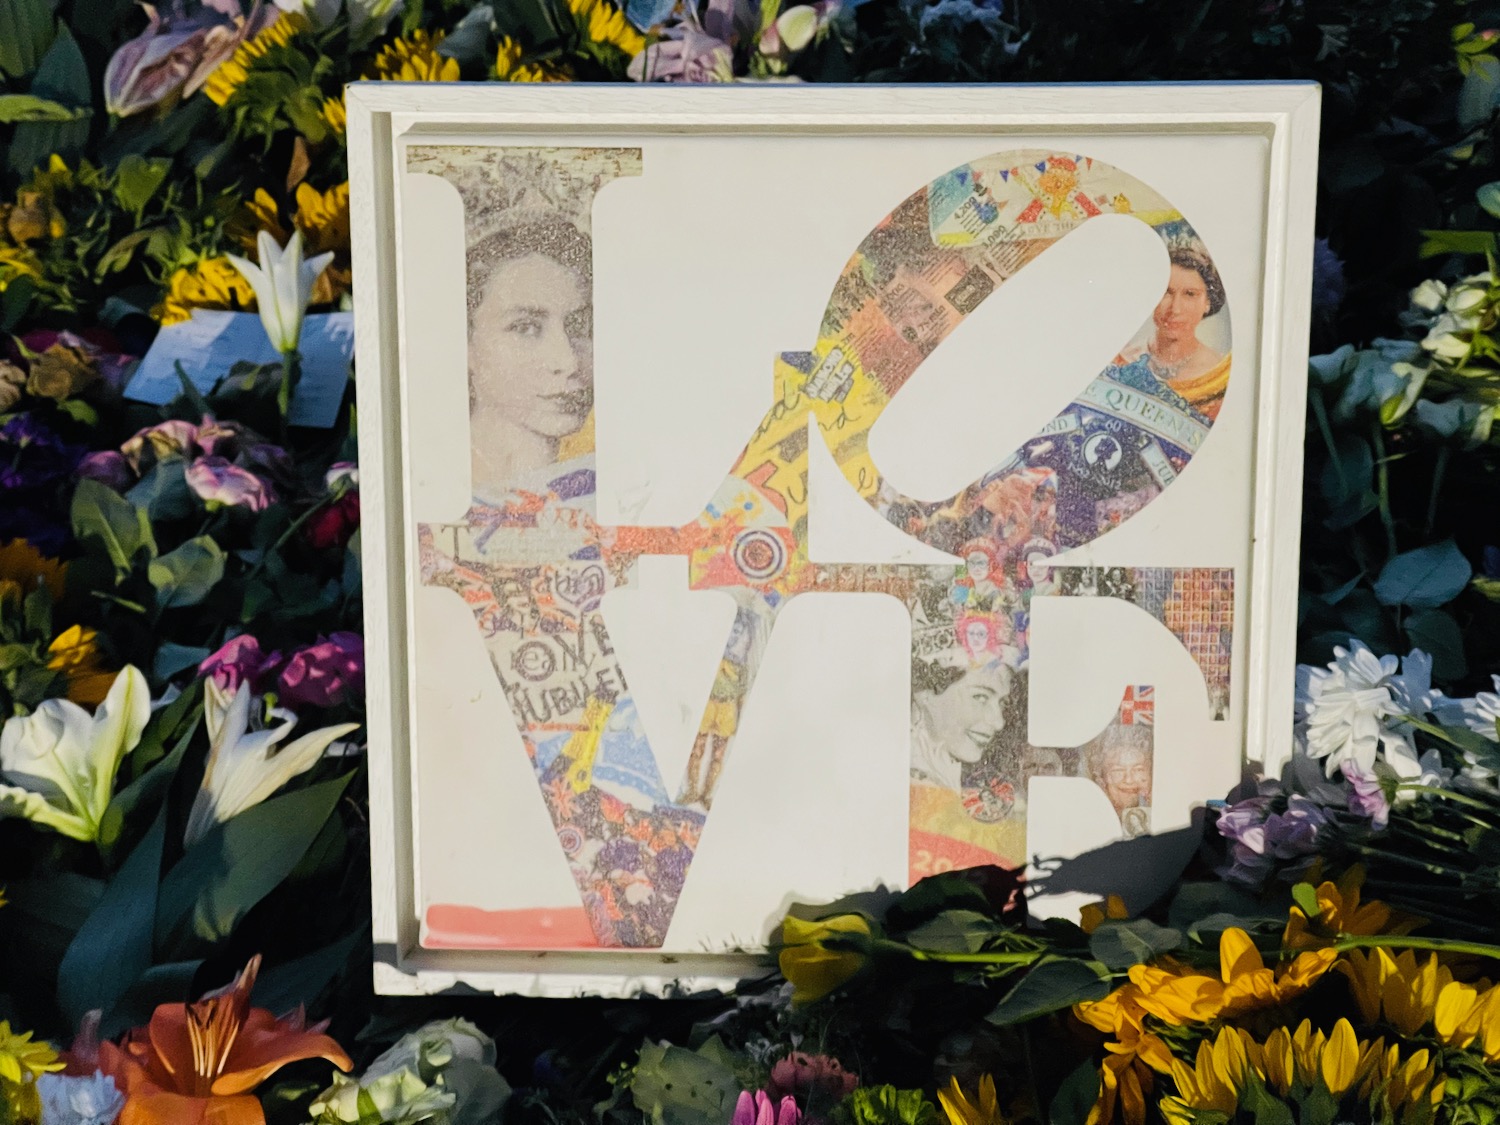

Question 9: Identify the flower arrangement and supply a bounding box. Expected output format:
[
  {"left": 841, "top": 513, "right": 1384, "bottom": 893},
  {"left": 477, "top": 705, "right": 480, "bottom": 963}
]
[{"left": 0, "top": 1, "right": 1498, "bottom": 1125}]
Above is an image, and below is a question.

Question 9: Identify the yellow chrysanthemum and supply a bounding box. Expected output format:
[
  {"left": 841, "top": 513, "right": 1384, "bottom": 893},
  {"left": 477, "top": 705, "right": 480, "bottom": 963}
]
[
  {"left": 1283, "top": 867, "right": 1421, "bottom": 951},
  {"left": 203, "top": 11, "right": 310, "bottom": 107},
  {"left": 938, "top": 1075, "right": 1003, "bottom": 1125},
  {"left": 366, "top": 29, "right": 461, "bottom": 82},
  {"left": 152, "top": 256, "right": 257, "bottom": 324},
  {"left": 321, "top": 94, "right": 347, "bottom": 134},
  {"left": 567, "top": 0, "right": 646, "bottom": 55},
  {"left": 494, "top": 36, "right": 572, "bottom": 81},
  {"left": 0, "top": 1023, "right": 62, "bottom": 1085},
  {"left": 46, "top": 625, "right": 115, "bottom": 707},
  {"left": 294, "top": 181, "right": 350, "bottom": 255}
]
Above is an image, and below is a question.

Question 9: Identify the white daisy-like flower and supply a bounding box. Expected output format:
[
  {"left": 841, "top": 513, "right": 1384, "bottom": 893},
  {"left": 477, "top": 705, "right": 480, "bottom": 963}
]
[{"left": 1295, "top": 640, "right": 1409, "bottom": 776}]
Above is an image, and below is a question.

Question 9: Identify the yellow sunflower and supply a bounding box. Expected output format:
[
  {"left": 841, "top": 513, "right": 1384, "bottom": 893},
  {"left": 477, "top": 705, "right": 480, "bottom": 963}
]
[
  {"left": 495, "top": 35, "right": 572, "bottom": 81},
  {"left": 203, "top": 12, "right": 311, "bottom": 107},
  {"left": 366, "top": 29, "right": 461, "bottom": 81},
  {"left": 567, "top": 0, "right": 646, "bottom": 55},
  {"left": 152, "top": 256, "right": 257, "bottom": 324}
]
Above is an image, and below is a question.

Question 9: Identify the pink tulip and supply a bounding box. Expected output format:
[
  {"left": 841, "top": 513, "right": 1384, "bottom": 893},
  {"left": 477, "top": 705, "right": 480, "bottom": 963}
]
[
  {"left": 184, "top": 455, "right": 275, "bottom": 511},
  {"left": 732, "top": 1092, "right": 801, "bottom": 1125}
]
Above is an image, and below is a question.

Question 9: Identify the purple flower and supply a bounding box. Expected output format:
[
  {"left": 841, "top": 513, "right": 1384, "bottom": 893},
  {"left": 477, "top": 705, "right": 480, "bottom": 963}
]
[
  {"left": 184, "top": 456, "right": 275, "bottom": 511},
  {"left": 2, "top": 413, "right": 67, "bottom": 451},
  {"left": 1311, "top": 237, "right": 1347, "bottom": 318},
  {"left": 733, "top": 1092, "right": 801, "bottom": 1125},
  {"left": 276, "top": 632, "right": 364, "bottom": 708},
  {"left": 198, "top": 634, "right": 281, "bottom": 693},
  {"left": 1, "top": 414, "right": 84, "bottom": 554},
  {"left": 240, "top": 441, "right": 293, "bottom": 483},
  {"left": 75, "top": 451, "right": 136, "bottom": 491},
  {"left": 1341, "top": 761, "right": 1391, "bottom": 830},
  {"left": 1216, "top": 785, "right": 1329, "bottom": 887},
  {"left": 323, "top": 461, "right": 359, "bottom": 491},
  {"left": 104, "top": 0, "right": 280, "bottom": 117}
]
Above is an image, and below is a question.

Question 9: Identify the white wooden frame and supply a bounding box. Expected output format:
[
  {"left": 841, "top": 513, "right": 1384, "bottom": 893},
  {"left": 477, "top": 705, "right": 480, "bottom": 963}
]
[{"left": 348, "top": 83, "right": 1321, "bottom": 998}]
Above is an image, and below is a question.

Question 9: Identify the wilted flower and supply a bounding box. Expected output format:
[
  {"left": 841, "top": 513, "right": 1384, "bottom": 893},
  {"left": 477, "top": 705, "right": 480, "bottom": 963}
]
[
  {"left": 185, "top": 455, "right": 276, "bottom": 511},
  {"left": 36, "top": 1070, "right": 124, "bottom": 1125},
  {"left": 120, "top": 418, "right": 200, "bottom": 472},
  {"left": 184, "top": 678, "right": 358, "bottom": 846},
  {"left": 276, "top": 632, "right": 364, "bottom": 708},
  {"left": 25, "top": 340, "right": 99, "bottom": 401},
  {"left": 226, "top": 230, "right": 334, "bottom": 355},
  {"left": 198, "top": 634, "right": 280, "bottom": 693},
  {"left": 103, "top": 0, "right": 280, "bottom": 117},
  {"left": 0, "top": 667, "right": 150, "bottom": 842}
]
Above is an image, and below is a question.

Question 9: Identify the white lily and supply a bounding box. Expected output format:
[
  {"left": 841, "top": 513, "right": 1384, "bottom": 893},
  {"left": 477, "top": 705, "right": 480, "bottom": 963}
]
[
  {"left": 226, "top": 230, "right": 334, "bottom": 356},
  {"left": 0, "top": 667, "right": 150, "bottom": 842},
  {"left": 184, "top": 679, "right": 358, "bottom": 847}
]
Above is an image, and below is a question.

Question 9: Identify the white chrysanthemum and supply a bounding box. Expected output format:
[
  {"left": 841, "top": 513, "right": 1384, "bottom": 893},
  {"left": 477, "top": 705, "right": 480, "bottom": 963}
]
[
  {"left": 1295, "top": 640, "right": 1417, "bottom": 776},
  {"left": 37, "top": 1071, "right": 124, "bottom": 1125}
]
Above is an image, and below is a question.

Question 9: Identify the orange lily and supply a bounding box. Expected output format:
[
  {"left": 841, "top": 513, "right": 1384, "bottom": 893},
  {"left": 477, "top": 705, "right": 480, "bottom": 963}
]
[{"left": 97, "top": 956, "right": 352, "bottom": 1125}]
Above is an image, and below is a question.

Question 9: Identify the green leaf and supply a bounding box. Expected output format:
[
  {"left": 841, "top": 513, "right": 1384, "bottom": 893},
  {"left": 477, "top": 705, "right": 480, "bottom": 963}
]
[
  {"left": 0, "top": 0, "right": 55, "bottom": 78},
  {"left": 148, "top": 536, "right": 226, "bottom": 610},
  {"left": 99, "top": 960, "right": 203, "bottom": 1040},
  {"left": 1418, "top": 229, "right": 1499, "bottom": 259},
  {"left": 71, "top": 477, "right": 157, "bottom": 579},
  {"left": 1291, "top": 882, "right": 1322, "bottom": 919},
  {"left": 56, "top": 810, "right": 164, "bottom": 1029},
  {"left": 155, "top": 774, "right": 353, "bottom": 953},
  {"left": 98, "top": 709, "right": 200, "bottom": 863},
  {"left": 905, "top": 909, "right": 1003, "bottom": 954},
  {"left": 1480, "top": 182, "right": 1500, "bottom": 221},
  {"left": 0, "top": 276, "right": 37, "bottom": 332},
  {"left": 153, "top": 642, "right": 211, "bottom": 682},
  {"left": 7, "top": 26, "right": 91, "bottom": 178},
  {"left": 987, "top": 958, "right": 1110, "bottom": 1025},
  {"left": 1048, "top": 1060, "right": 1101, "bottom": 1125},
  {"left": 1405, "top": 608, "right": 1467, "bottom": 681},
  {"left": 1460, "top": 55, "right": 1500, "bottom": 130},
  {"left": 250, "top": 930, "right": 364, "bottom": 1015},
  {"left": 1373, "top": 540, "right": 1473, "bottom": 609},
  {"left": 1088, "top": 917, "right": 1184, "bottom": 969},
  {"left": 629, "top": 1040, "right": 741, "bottom": 1125},
  {"left": 1240, "top": 1073, "right": 1295, "bottom": 1125},
  {"left": 0, "top": 92, "right": 85, "bottom": 122},
  {"left": 112, "top": 154, "right": 171, "bottom": 215}
]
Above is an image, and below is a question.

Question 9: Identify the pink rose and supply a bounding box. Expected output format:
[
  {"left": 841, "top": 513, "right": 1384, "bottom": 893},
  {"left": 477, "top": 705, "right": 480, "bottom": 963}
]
[
  {"left": 277, "top": 632, "right": 364, "bottom": 709},
  {"left": 194, "top": 415, "right": 245, "bottom": 458},
  {"left": 198, "top": 634, "right": 281, "bottom": 693},
  {"left": 185, "top": 455, "right": 275, "bottom": 511}
]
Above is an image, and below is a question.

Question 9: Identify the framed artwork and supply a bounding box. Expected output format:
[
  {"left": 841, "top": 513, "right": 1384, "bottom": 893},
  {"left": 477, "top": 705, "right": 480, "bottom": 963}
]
[{"left": 347, "top": 83, "right": 1320, "bottom": 996}]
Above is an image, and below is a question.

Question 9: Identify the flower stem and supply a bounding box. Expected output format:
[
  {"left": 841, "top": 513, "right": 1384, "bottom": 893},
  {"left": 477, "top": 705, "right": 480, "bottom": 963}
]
[
  {"left": 1372, "top": 423, "right": 1398, "bottom": 561},
  {"left": 1332, "top": 934, "right": 1500, "bottom": 961}
]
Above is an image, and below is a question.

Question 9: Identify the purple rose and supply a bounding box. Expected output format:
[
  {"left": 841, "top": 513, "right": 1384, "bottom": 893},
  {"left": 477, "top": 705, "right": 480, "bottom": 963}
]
[
  {"left": 277, "top": 632, "right": 364, "bottom": 708},
  {"left": 198, "top": 634, "right": 280, "bottom": 692},
  {"left": 75, "top": 450, "right": 136, "bottom": 491},
  {"left": 185, "top": 455, "right": 275, "bottom": 511}
]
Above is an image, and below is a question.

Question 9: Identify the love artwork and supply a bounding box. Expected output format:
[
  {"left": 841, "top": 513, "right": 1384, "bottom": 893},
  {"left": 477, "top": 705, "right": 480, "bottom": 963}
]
[{"left": 407, "top": 144, "right": 1237, "bottom": 951}]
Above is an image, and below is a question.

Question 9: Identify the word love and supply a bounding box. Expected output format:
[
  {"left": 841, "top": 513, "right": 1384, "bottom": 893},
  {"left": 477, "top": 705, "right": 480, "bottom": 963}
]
[{"left": 417, "top": 145, "right": 1234, "bottom": 947}]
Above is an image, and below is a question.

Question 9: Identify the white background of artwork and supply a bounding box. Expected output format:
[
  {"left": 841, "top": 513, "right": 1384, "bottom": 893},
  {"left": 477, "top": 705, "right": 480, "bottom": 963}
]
[{"left": 396, "top": 130, "right": 1268, "bottom": 950}]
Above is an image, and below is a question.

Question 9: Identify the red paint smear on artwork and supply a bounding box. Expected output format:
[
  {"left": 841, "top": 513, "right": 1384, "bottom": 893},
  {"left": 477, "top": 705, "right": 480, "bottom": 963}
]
[{"left": 424, "top": 904, "right": 601, "bottom": 948}]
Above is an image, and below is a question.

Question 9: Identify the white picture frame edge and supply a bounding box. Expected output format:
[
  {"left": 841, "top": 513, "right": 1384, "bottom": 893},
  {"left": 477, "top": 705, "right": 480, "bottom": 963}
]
[{"left": 346, "top": 82, "right": 1321, "bottom": 999}]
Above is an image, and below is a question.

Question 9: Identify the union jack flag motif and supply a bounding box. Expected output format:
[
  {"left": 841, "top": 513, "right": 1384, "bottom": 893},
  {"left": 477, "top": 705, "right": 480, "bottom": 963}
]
[{"left": 1119, "top": 685, "right": 1154, "bottom": 726}]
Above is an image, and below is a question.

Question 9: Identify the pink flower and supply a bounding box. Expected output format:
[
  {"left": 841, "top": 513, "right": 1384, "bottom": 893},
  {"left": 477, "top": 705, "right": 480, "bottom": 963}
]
[
  {"left": 75, "top": 450, "right": 135, "bottom": 491},
  {"left": 733, "top": 1092, "right": 801, "bottom": 1125},
  {"left": 1341, "top": 761, "right": 1391, "bottom": 831},
  {"left": 767, "top": 1053, "right": 858, "bottom": 1106},
  {"left": 276, "top": 632, "right": 364, "bottom": 709},
  {"left": 185, "top": 455, "right": 275, "bottom": 511},
  {"left": 104, "top": 0, "right": 280, "bottom": 117},
  {"left": 628, "top": 26, "right": 734, "bottom": 81},
  {"left": 323, "top": 462, "right": 359, "bottom": 491},
  {"left": 198, "top": 635, "right": 281, "bottom": 693},
  {"left": 194, "top": 415, "right": 245, "bottom": 458}
]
